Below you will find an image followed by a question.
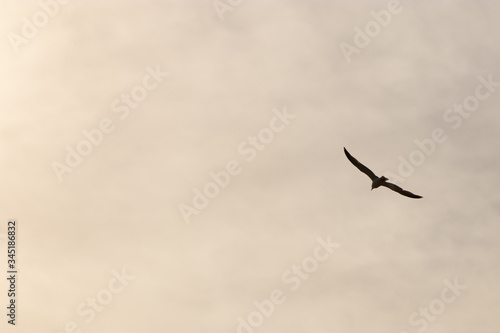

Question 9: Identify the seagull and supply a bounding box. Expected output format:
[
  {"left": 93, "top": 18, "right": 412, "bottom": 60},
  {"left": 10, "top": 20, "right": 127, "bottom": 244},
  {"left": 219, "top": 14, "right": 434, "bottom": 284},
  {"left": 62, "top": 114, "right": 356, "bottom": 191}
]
[{"left": 344, "top": 147, "right": 422, "bottom": 199}]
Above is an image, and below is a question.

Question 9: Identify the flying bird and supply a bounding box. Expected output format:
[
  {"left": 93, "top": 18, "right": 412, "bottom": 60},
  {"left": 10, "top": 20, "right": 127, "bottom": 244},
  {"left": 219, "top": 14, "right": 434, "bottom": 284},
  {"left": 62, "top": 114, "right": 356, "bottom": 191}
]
[{"left": 344, "top": 147, "right": 422, "bottom": 199}]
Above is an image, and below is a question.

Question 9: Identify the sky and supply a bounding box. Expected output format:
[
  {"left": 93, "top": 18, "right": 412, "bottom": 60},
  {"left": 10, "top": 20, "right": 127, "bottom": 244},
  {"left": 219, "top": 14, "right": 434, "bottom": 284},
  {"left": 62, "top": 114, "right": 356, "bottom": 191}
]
[{"left": 1, "top": 1, "right": 499, "bottom": 332}]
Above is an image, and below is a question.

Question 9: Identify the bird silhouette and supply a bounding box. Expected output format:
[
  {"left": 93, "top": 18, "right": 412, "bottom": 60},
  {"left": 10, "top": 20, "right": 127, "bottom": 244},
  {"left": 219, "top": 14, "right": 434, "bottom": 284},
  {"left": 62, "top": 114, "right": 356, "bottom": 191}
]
[{"left": 344, "top": 147, "right": 422, "bottom": 199}]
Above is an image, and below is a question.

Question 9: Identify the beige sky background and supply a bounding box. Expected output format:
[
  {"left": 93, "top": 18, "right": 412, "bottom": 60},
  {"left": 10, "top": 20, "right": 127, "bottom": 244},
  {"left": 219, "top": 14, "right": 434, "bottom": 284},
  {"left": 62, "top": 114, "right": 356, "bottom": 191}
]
[{"left": 1, "top": 1, "right": 499, "bottom": 332}]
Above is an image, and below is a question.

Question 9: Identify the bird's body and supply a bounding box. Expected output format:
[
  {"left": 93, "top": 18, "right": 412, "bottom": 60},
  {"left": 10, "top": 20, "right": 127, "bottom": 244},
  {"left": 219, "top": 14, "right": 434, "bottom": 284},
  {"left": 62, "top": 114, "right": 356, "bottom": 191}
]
[
  {"left": 344, "top": 147, "right": 422, "bottom": 199},
  {"left": 371, "top": 176, "right": 388, "bottom": 189}
]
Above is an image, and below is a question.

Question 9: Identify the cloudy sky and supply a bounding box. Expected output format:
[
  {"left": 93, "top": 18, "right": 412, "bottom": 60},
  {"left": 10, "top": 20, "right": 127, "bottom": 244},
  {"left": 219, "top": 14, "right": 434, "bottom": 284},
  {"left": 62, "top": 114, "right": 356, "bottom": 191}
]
[{"left": 1, "top": 1, "right": 499, "bottom": 332}]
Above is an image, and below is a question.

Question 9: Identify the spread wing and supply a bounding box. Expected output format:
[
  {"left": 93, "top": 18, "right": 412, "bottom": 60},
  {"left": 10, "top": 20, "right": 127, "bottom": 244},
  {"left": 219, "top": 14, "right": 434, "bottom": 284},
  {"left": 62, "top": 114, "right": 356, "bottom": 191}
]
[
  {"left": 380, "top": 181, "right": 422, "bottom": 199},
  {"left": 344, "top": 147, "right": 378, "bottom": 181}
]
